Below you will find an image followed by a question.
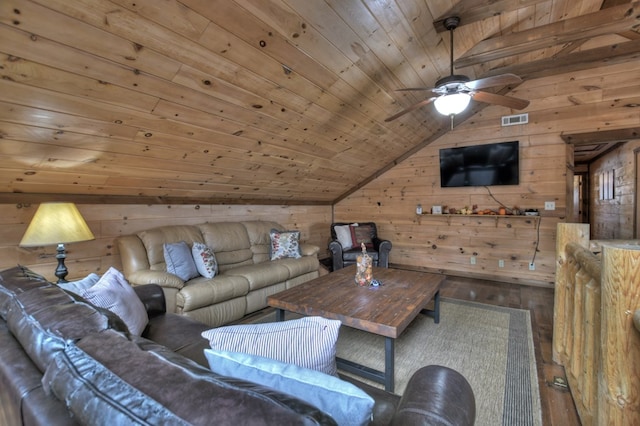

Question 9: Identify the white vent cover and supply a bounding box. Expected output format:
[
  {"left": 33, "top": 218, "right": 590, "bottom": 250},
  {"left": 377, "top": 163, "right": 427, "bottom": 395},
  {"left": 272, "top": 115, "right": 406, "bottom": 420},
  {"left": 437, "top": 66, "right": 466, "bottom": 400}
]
[{"left": 501, "top": 113, "right": 528, "bottom": 126}]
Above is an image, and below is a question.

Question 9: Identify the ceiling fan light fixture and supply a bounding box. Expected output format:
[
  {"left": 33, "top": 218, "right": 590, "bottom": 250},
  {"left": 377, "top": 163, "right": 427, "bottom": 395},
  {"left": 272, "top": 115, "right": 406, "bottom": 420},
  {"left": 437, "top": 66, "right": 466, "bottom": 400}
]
[{"left": 434, "top": 93, "right": 471, "bottom": 116}]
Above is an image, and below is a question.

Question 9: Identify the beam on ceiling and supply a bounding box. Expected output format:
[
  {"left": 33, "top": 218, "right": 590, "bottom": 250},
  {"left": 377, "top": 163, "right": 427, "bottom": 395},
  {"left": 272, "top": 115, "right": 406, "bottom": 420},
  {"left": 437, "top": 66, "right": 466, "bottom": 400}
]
[
  {"left": 455, "top": 1, "right": 640, "bottom": 68},
  {"left": 561, "top": 127, "right": 640, "bottom": 145},
  {"left": 482, "top": 39, "right": 640, "bottom": 80}
]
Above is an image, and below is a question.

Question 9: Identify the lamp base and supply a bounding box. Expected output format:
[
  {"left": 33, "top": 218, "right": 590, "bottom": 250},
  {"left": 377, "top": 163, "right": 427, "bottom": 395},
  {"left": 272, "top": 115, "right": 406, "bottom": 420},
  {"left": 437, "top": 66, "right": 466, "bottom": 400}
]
[{"left": 55, "top": 243, "right": 69, "bottom": 283}]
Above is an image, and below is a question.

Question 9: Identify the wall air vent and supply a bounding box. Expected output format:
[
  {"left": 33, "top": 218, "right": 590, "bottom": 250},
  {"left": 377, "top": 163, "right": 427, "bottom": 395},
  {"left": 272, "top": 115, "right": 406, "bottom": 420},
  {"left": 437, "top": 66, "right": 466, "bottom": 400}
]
[{"left": 501, "top": 113, "right": 528, "bottom": 126}]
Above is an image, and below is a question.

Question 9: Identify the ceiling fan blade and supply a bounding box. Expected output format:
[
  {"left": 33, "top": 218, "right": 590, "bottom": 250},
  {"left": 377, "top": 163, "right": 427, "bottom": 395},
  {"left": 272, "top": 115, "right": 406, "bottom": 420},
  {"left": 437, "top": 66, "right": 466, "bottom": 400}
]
[
  {"left": 385, "top": 98, "right": 436, "bottom": 122},
  {"left": 465, "top": 73, "right": 522, "bottom": 90},
  {"left": 471, "top": 91, "right": 530, "bottom": 110}
]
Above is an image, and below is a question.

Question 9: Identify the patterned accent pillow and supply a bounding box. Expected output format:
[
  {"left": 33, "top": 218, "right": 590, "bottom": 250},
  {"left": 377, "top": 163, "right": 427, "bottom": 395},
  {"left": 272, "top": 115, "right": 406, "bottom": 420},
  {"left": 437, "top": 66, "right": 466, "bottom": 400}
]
[
  {"left": 201, "top": 316, "right": 341, "bottom": 376},
  {"left": 80, "top": 267, "right": 148, "bottom": 336},
  {"left": 350, "top": 224, "right": 374, "bottom": 249},
  {"left": 269, "top": 229, "right": 302, "bottom": 260},
  {"left": 163, "top": 241, "right": 199, "bottom": 281},
  {"left": 192, "top": 242, "right": 218, "bottom": 278}
]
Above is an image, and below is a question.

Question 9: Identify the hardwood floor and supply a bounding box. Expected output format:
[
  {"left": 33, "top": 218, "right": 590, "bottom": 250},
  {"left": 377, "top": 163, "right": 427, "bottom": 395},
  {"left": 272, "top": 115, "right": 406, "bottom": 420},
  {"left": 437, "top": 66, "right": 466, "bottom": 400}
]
[{"left": 440, "top": 275, "right": 581, "bottom": 426}]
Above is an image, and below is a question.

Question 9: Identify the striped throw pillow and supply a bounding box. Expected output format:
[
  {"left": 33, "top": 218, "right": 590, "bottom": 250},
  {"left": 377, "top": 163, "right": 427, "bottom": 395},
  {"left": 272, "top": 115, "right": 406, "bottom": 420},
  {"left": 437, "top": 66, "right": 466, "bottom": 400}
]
[{"left": 201, "top": 316, "right": 340, "bottom": 376}]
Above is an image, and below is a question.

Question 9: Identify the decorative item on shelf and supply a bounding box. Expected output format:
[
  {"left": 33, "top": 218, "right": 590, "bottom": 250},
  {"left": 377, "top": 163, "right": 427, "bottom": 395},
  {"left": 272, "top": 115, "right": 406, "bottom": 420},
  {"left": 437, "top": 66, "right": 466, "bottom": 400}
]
[
  {"left": 416, "top": 204, "right": 423, "bottom": 215},
  {"left": 499, "top": 206, "right": 507, "bottom": 215},
  {"left": 19, "top": 202, "right": 95, "bottom": 283},
  {"left": 432, "top": 205, "right": 442, "bottom": 215},
  {"left": 355, "top": 243, "right": 373, "bottom": 287}
]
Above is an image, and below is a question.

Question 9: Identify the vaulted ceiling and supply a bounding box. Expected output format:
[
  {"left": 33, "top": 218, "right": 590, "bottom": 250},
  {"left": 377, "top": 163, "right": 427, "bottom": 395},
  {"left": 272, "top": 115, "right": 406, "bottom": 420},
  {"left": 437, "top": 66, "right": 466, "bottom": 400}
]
[{"left": 1, "top": 0, "right": 639, "bottom": 204}]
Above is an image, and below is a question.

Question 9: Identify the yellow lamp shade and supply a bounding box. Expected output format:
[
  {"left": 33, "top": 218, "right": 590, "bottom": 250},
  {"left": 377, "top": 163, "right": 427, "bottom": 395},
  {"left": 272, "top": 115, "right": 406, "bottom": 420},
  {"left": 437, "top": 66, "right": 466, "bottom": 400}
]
[{"left": 20, "top": 203, "right": 95, "bottom": 247}]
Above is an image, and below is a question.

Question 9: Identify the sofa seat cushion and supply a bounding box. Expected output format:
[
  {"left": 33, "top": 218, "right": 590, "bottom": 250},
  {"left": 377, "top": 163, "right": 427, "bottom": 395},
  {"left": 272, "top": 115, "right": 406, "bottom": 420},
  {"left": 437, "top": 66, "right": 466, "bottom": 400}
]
[
  {"left": 142, "top": 312, "right": 211, "bottom": 367},
  {"left": 176, "top": 275, "right": 250, "bottom": 312},
  {"left": 342, "top": 248, "right": 379, "bottom": 263},
  {"left": 273, "top": 256, "right": 320, "bottom": 277},
  {"left": 44, "top": 329, "right": 335, "bottom": 425},
  {"left": 224, "top": 262, "right": 291, "bottom": 291}
]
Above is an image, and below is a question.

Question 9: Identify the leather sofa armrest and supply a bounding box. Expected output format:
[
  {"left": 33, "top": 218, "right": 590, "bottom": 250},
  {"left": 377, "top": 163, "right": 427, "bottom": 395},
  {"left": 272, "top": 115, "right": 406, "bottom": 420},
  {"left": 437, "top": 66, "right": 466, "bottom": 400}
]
[
  {"left": 328, "top": 240, "right": 344, "bottom": 270},
  {"left": 133, "top": 284, "right": 166, "bottom": 318},
  {"left": 128, "top": 270, "right": 185, "bottom": 290},
  {"left": 391, "top": 365, "right": 475, "bottom": 426},
  {"left": 300, "top": 243, "right": 319, "bottom": 257}
]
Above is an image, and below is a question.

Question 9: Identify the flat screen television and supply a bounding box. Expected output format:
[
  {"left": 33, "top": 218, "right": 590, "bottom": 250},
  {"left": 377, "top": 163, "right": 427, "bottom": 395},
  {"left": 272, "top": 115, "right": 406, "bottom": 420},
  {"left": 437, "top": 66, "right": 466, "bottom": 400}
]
[{"left": 439, "top": 141, "right": 519, "bottom": 187}]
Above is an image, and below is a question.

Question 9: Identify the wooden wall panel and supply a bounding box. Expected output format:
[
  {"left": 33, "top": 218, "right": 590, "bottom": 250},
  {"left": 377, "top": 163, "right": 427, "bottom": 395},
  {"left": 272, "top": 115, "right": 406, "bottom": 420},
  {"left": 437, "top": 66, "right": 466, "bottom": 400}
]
[
  {"left": 589, "top": 140, "right": 640, "bottom": 239},
  {"left": 1, "top": 203, "right": 332, "bottom": 282}
]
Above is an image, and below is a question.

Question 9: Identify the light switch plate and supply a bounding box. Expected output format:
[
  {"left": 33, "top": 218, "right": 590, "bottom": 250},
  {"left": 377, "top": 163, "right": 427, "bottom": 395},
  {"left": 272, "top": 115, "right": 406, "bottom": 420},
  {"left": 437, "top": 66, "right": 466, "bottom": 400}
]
[{"left": 544, "top": 201, "right": 555, "bottom": 210}]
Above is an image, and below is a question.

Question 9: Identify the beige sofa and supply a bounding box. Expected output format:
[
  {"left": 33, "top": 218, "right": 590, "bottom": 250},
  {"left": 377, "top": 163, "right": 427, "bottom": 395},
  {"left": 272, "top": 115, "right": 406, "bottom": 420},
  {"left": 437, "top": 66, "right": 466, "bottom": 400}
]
[{"left": 117, "top": 221, "right": 319, "bottom": 327}]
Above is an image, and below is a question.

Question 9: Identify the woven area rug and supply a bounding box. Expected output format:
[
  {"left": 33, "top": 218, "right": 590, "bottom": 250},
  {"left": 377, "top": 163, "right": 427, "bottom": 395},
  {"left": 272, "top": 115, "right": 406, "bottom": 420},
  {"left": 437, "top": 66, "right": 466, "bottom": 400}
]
[
  {"left": 335, "top": 298, "right": 542, "bottom": 426},
  {"left": 246, "top": 298, "right": 542, "bottom": 426}
]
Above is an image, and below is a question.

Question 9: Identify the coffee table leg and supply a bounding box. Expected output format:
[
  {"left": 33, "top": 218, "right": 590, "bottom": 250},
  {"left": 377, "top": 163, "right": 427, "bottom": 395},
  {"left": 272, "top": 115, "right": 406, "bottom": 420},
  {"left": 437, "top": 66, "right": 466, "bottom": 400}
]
[
  {"left": 275, "top": 308, "right": 285, "bottom": 321},
  {"left": 385, "top": 337, "right": 395, "bottom": 393},
  {"left": 420, "top": 290, "right": 440, "bottom": 324}
]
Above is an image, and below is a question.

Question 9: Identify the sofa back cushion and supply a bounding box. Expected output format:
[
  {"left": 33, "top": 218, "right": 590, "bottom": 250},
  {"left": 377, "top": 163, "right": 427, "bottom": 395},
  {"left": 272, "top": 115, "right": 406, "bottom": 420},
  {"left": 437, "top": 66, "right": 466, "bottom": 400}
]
[
  {"left": 137, "top": 225, "right": 204, "bottom": 268},
  {"left": 0, "top": 266, "right": 50, "bottom": 319},
  {"left": 198, "top": 222, "right": 254, "bottom": 272},
  {"left": 6, "top": 285, "right": 127, "bottom": 373},
  {"left": 43, "top": 329, "right": 336, "bottom": 425},
  {"left": 240, "top": 220, "right": 284, "bottom": 263}
]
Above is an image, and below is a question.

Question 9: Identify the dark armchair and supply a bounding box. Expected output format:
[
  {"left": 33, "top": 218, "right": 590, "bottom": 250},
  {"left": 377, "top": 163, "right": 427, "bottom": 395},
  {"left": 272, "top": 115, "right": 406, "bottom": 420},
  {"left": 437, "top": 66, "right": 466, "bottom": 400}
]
[{"left": 329, "top": 222, "right": 392, "bottom": 271}]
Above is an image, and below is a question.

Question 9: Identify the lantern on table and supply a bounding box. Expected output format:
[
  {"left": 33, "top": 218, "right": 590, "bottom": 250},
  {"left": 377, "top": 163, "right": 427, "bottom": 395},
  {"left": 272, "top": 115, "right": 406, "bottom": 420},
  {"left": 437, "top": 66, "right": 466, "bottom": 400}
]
[{"left": 355, "top": 243, "right": 373, "bottom": 286}]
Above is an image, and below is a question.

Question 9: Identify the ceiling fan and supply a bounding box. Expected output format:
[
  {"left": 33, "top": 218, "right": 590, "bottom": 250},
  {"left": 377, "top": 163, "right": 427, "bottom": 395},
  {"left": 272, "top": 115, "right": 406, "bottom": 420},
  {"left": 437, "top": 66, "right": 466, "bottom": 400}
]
[{"left": 385, "top": 16, "right": 530, "bottom": 123}]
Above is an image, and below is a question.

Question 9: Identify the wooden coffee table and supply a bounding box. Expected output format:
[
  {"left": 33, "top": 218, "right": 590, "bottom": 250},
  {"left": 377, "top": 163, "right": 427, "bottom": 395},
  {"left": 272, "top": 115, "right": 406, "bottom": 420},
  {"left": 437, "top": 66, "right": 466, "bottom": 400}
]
[{"left": 267, "top": 265, "right": 444, "bottom": 392}]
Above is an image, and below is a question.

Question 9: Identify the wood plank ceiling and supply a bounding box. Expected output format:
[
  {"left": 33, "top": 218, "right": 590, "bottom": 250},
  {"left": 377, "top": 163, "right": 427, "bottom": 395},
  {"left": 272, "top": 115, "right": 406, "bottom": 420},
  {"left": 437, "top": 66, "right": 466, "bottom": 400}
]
[{"left": 1, "top": 0, "right": 639, "bottom": 204}]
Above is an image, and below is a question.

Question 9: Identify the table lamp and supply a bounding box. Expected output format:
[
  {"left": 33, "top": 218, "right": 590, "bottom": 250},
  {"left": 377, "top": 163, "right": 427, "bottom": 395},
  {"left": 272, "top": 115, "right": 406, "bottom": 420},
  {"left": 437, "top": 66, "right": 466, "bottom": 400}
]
[{"left": 20, "top": 202, "right": 95, "bottom": 283}]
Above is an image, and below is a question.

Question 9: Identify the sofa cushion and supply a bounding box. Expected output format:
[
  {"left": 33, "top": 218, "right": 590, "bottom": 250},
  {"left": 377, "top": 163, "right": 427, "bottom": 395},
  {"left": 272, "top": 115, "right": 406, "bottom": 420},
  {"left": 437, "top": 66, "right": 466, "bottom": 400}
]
[
  {"left": 270, "top": 229, "right": 302, "bottom": 260},
  {"left": 242, "top": 220, "right": 285, "bottom": 263},
  {"left": 6, "top": 285, "right": 124, "bottom": 373},
  {"left": 163, "top": 241, "right": 199, "bottom": 281},
  {"left": 137, "top": 225, "right": 204, "bottom": 267},
  {"left": 177, "top": 275, "right": 250, "bottom": 312},
  {"left": 334, "top": 224, "right": 354, "bottom": 249},
  {"left": 0, "top": 266, "right": 50, "bottom": 320},
  {"left": 224, "top": 262, "right": 291, "bottom": 291},
  {"left": 350, "top": 224, "right": 374, "bottom": 249},
  {"left": 192, "top": 242, "right": 218, "bottom": 278},
  {"left": 205, "top": 349, "right": 375, "bottom": 426},
  {"left": 201, "top": 316, "right": 340, "bottom": 376},
  {"left": 198, "top": 222, "right": 254, "bottom": 271},
  {"left": 43, "top": 329, "right": 335, "bottom": 425},
  {"left": 80, "top": 267, "right": 148, "bottom": 336}
]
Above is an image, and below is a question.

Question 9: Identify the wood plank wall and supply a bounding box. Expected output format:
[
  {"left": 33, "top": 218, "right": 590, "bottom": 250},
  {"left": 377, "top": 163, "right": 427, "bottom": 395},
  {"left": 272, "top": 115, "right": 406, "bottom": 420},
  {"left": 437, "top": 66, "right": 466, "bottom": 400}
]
[
  {"left": 589, "top": 139, "right": 640, "bottom": 239},
  {"left": 334, "top": 60, "right": 640, "bottom": 287},
  {"left": 1, "top": 203, "right": 332, "bottom": 282}
]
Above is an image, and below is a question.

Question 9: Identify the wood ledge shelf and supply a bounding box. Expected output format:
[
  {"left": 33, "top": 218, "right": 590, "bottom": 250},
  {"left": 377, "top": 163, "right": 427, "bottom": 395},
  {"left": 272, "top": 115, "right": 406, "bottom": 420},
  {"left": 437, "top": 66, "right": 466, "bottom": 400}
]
[{"left": 416, "top": 213, "right": 540, "bottom": 227}]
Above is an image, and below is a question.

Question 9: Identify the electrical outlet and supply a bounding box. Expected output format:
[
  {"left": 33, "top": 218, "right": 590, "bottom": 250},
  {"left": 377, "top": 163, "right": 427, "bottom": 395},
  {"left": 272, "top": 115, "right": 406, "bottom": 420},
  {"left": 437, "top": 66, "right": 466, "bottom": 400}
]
[
  {"left": 544, "top": 201, "right": 555, "bottom": 210},
  {"left": 470, "top": 256, "right": 476, "bottom": 265},
  {"left": 529, "top": 262, "right": 535, "bottom": 271},
  {"left": 498, "top": 259, "right": 505, "bottom": 268}
]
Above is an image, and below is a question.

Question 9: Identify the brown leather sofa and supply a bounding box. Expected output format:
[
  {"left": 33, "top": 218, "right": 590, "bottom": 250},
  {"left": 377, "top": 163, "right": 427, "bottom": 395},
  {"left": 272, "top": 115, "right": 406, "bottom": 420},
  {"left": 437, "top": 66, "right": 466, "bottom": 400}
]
[
  {"left": 117, "top": 221, "right": 320, "bottom": 327},
  {"left": 0, "top": 266, "right": 476, "bottom": 426}
]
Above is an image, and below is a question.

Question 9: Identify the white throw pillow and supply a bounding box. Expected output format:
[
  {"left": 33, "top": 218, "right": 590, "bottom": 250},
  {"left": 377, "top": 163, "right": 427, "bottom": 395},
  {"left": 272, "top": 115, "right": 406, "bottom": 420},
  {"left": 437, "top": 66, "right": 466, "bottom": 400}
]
[
  {"left": 80, "top": 267, "right": 148, "bottom": 336},
  {"left": 191, "top": 242, "right": 218, "bottom": 278},
  {"left": 201, "top": 316, "right": 341, "bottom": 376},
  {"left": 57, "top": 273, "right": 100, "bottom": 296},
  {"left": 334, "top": 225, "right": 353, "bottom": 250},
  {"left": 163, "top": 241, "right": 199, "bottom": 281}
]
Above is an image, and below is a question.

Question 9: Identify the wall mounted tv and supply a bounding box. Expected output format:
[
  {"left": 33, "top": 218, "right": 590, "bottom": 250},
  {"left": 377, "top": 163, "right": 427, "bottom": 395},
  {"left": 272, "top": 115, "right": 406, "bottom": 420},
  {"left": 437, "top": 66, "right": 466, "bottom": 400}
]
[{"left": 439, "top": 141, "right": 519, "bottom": 187}]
